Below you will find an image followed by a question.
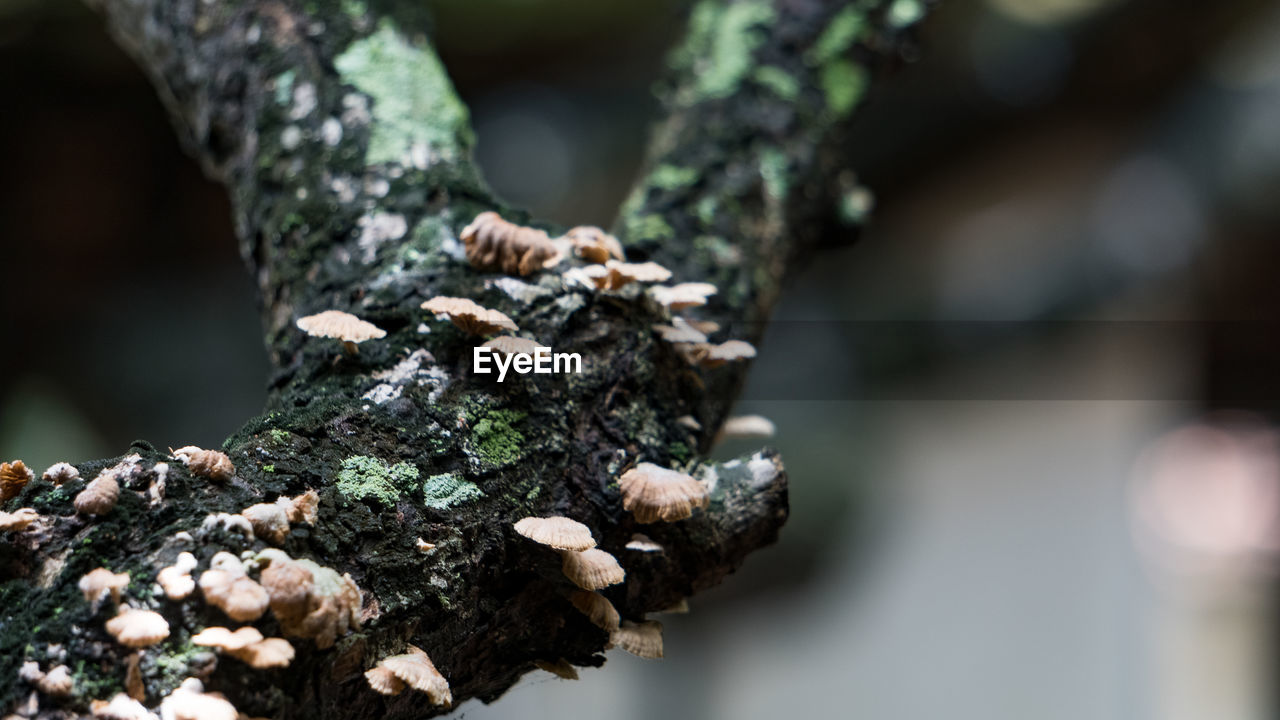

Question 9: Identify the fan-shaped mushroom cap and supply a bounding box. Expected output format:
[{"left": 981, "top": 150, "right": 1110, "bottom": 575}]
[
  {"left": 74, "top": 475, "right": 120, "bottom": 516},
  {"left": 695, "top": 339, "right": 756, "bottom": 368},
  {"left": 675, "top": 415, "right": 702, "bottom": 431},
  {"left": 159, "top": 678, "right": 238, "bottom": 720},
  {"left": 192, "top": 626, "right": 264, "bottom": 652},
  {"left": 481, "top": 335, "right": 543, "bottom": 356},
  {"left": 561, "top": 548, "right": 625, "bottom": 590},
  {"left": 171, "top": 447, "right": 235, "bottom": 482},
  {"left": 364, "top": 666, "right": 405, "bottom": 696},
  {"left": 241, "top": 503, "right": 290, "bottom": 545},
  {"left": 80, "top": 568, "right": 130, "bottom": 612},
  {"left": 157, "top": 553, "right": 198, "bottom": 601},
  {"left": 41, "top": 462, "right": 80, "bottom": 485},
  {"left": 611, "top": 620, "right": 663, "bottom": 659},
  {"left": 36, "top": 665, "right": 73, "bottom": 696},
  {"left": 534, "top": 659, "right": 579, "bottom": 680},
  {"left": 569, "top": 590, "right": 620, "bottom": 631},
  {"left": 421, "top": 296, "right": 518, "bottom": 335},
  {"left": 256, "top": 550, "right": 362, "bottom": 649},
  {"left": 91, "top": 693, "right": 155, "bottom": 720},
  {"left": 513, "top": 516, "right": 596, "bottom": 552},
  {"left": 232, "top": 637, "right": 295, "bottom": 669},
  {"left": 618, "top": 462, "right": 709, "bottom": 523},
  {"left": 565, "top": 226, "right": 624, "bottom": 264},
  {"left": 415, "top": 538, "right": 436, "bottom": 553},
  {"left": 105, "top": 608, "right": 171, "bottom": 648},
  {"left": 650, "top": 282, "right": 717, "bottom": 310},
  {"left": 376, "top": 646, "right": 452, "bottom": 706},
  {"left": 296, "top": 311, "right": 386, "bottom": 351},
  {"left": 653, "top": 318, "right": 708, "bottom": 344},
  {"left": 279, "top": 490, "right": 319, "bottom": 525},
  {"left": 461, "top": 211, "right": 563, "bottom": 276},
  {"left": 597, "top": 260, "right": 672, "bottom": 290},
  {"left": 624, "top": 534, "right": 664, "bottom": 553},
  {"left": 0, "top": 460, "right": 32, "bottom": 502},
  {"left": 199, "top": 559, "right": 270, "bottom": 622},
  {"left": 719, "top": 414, "right": 776, "bottom": 439},
  {"left": 0, "top": 508, "right": 39, "bottom": 532}
]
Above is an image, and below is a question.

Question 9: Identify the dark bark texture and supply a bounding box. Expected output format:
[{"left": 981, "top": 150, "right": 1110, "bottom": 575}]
[{"left": 0, "top": 0, "right": 927, "bottom": 717}]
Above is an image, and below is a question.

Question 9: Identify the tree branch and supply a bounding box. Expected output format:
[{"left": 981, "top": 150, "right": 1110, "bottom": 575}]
[{"left": 0, "top": 0, "right": 926, "bottom": 717}]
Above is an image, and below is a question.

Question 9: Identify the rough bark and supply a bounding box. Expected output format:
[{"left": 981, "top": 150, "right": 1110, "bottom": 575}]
[{"left": 0, "top": 0, "right": 927, "bottom": 717}]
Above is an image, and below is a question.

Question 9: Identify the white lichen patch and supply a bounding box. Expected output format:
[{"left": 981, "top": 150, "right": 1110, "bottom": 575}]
[
  {"left": 321, "top": 117, "right": 343, "bottom": 146},
  {"left": 342, "top": 93, "right": 372, "bottom": 125},
  {"left": 361, "top": 349, "right": 448, "bottom": 405},
  {"left": 486, "top": 276, "right": 551, "bottom": 304},
  {"left": 746, "top": 453, "right": 778, "bottom": 490},
  {"left": 439, "top": 232, "right": 466, "bottom": 261},
  {"left": 357, "top": 212, "right": 408, "bottom": 263},
  {"left": 290, "top": 82, "right": 317, "bottom": 120}
]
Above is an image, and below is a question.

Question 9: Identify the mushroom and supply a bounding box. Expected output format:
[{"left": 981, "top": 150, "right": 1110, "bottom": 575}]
[
  {"left": 74, "top": 472, "right": 120, "bottom": 516},
  {"left": 461, "top": 211, "right": 563, "bottom": 276},
  {"left": 0, "top": 508, "right": 39, "bottom": 532},
  {"left": 158, "top": 678, "right": 238, "bottom": 720},
  {"left": 593, "top": 260, "right": 673, "bottom": 291},
  {"left": 675, "top": 415, "right": 702, "bottom": 432},
  {"left": 611, "top": 620, "right": 663, "bottom": 659},
  {"left": 718, "top": 414, "right": 776, "bottom": 439},
  {"left": 280, "top": 490, "right": 319, "bottom": 525},
  {"left": 256, "top": 550, "right": 362, "bottom": 649},
  {"left": 105, "top": 607, "right": 171, "bottom": 648},
  {"left": 659, "top": 598, "right": 690, "bottom": 614},
  {"left": 618, "top": 462, "right": 709, "bottom": 523},
  {"left": 41, "top": 462, "right": 79, "bottom": 485},
  {"left": 653, "top": 318, "right": 708, "bottom": 344},
  {"left": 90, "top": 693, "right": 154, "bottom": 720},
  {"left": 0, "top": 460, "right": 32, "bottom": 502},
  {"left": 690, "top": 339, "right": 756, "bottom": 368},
  {"left": 124, "top": 652, "right": 145, "bottom": 701},
  {"left": 564, "top": 226, "right": 624, "bottom": 264},
  {"left": 364, "top": 645, "right": 451, "bottom": 706},
  {"left": 193, "top": 627, "right": 295, "bottom": 669},
  {"left": 35, "top": 665, "right": 73, "bottom": 697},
  {"left": 534, "top": 659, "right": 579, "bottom": 680},
  {"left": 420, "top": 296, "right": 518, "bottom": 336},
  {"left": 296, "top": 310, "right": 387, "bottom": 355},
  {"left": 569, "top": 590, "right": 620, "bottom": 631},
  {"left": 415, "top": 538, "right": 435, "bottom": 553},
  {"left": 198, "top": 552, "right": 270, "bottom": 622},
  {"left": 156, "top": 553, "right": 198, "bottom": 601},
  {"left": 170, "top": 447, "right": 235, "bottom": 482},
  {"left": 241, "top": 503, "right": 290, "bottom": 545},
  {"left": 481, "top": 335, "right": 543, "bottom": 357},
  {"left": 560, "top": 549, "right": 625, "bottom": 590},
  {"left": 79, "top": 568, "right": 130, "bottom": 613},
  {"left": 513, "top": 516, "right": 596, "bottom": 552},
  {"left": 624, "top": 534, "right": 664, "bottom": 553},
  {"left": 650, "top": 282, "right": 717, "bottom": 310}
]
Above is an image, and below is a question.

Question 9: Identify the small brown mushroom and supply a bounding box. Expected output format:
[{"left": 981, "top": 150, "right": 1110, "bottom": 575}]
[
  {"left": 718, "top": 414, "right": 776, "bottom": 439},
  {"left": 256, "top": 549, "right": 362, "bottom": 649},
  {"left": 156, "top": 553, "right": 198, "bottom": 601},
  {"left": 105, "top": 607, "right": 171, "bottom": 648},
  {"left": 280, "top": 490, "right": 319, "bottom": 525},
  {"left": 193, "top": 627, "right": 294, "bottom": 669},
  {"left": 296, "top": 310, "right": 386, "bottom": 355},
  {"left": 421, "top": 296, "right": 518, "bottom": 336},
  {"left": 41, "top": 462, "right": 79, "bottom": 486},
  {"left": 363, "top": 666, "right": 404, "bottom": 695},
  {"left": 650, "top": 282, "right": 717, "bottom": 310},
  {"left": 534, "top": 659, "right": 579, "bottom": 680},
  {"left": 170, "top": 446, "right": 236, "bottom": 482},
  {"left": 0, "top": 508, "right": 39, "bottom": 532},
  {"left": 241, "top": 503, "right": 290, "bottom": 545},
  {"left": 611, "top": 620, "right": 663, "bottom": 659},
  {"left": 624, "top": 534, "right": 664, "bottom": 553},
  {"left": 481, "top": 335, "right": 543, "bottom": 357},
  {"left": 36, "top": 665, "right": 73, "bottom": 697},
  {"left": 560, "top": 548, "right": 625, "bottom": 590},
  {"left": 513, "top": 516, "right": 596, "bottom": 552},
  {"left": 90, "top": 692, "right": 153, "bottom": 720},
  {"left": 365, "top": 645, "right": 451, "bottom": 706},
  {"left": 124, "top": 653, "right": 145, "bottom": 701},
  {"left": 593, "top": 260, "right": 673, "bottom": 291},
  {"left": 674, "top": 415, "right": 702, "bottom": 432},
  {"left": 564, "top": 226, "right": 624, "bottom": 264},
  {"left": 461, "top": 211, "right": 563, "bottom": 276},
  {"left": 415, "top": 538, "right": 435, "bottom": 553},
  {"left": 653, "top": 318, "right": 708, "bottom": 344},
  {"left": 0, "top": 460, "right": 32, "bottom": 502},
  {"left": 199, "top": 553, "right": 270, "bottom": 622},
  {"left": 74, "top": 473, "right": 120, "bottom": 516},
  {"left": 689, "top": 339, "right": 757, "bottom": 369},
  {"left": 159, "top": 678, "right": 238, "bottom": 720},
  {"left": 569, "top": 590, "right": 620, "bottom": 631},
  {"left": 618, "top": 462, "right": 709, "bottom": 523},
  {"left": 79, "top": 568, "right": 130, "bottom": 613}
]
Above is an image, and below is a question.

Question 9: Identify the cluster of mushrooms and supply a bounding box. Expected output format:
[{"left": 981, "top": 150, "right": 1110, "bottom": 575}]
[{"left": 0, "top": 210, "right": 774, "bottom": 717}]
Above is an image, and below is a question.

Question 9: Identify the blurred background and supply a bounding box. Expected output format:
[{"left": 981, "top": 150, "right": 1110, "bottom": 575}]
[{"left": 2, "top": 0, "right": 1280, "bottom": 718}]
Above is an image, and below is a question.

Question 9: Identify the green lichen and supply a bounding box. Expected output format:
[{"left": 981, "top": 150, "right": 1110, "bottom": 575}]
[
  {"left": 422, "top": 473, "right": 484, "bottom": 510},
  {"left": 649, "top": 164, "right": 699, "bottom": 191},
  {"left": 807, "top": 6, "right": 867, "bottom": 65},
  {"left": 334, "top": 20, "right": 471, "bottom": 165},
  {"left": 335, "top": 455, "right": 420, "bottom": 507},
  {"left": 752, "top": 66, "right": 800, "bottom": 100},
  {"left": 471, "top": 410, "right": 526, "bottom": 466},
  {"left": 820, "top": 60, "right": 868, "bottom": 118},
  {"left": 268, "top": 429, "right": 290, "bottom": 444},
  {"left": 758, "top": 147, "right": 790, "bottom": 200},
  {"left": 695, "top": 196, "right": 719, "bottom": 226},
  {"left": 625, "top": 213, "right": 675, "bottom": 244},
  {"left": 677, "top": 0, "right": 776, "bottom": 101},
  {"left": 262, "top": 464, "right": 276, "bottom": 473},
  {"left": 669, "top": 441, "right": 691, "bottom": 463},
  {"left": 150, "top": 639, "right": 205, "bottom": 691}
]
